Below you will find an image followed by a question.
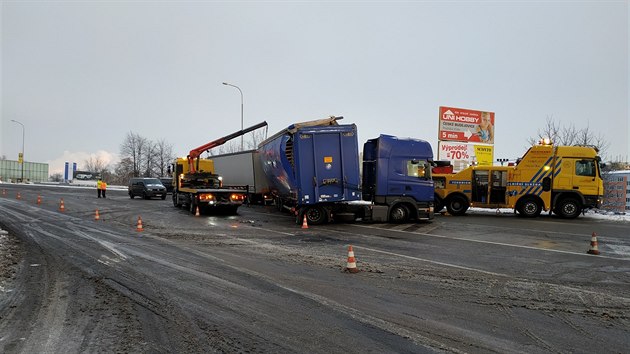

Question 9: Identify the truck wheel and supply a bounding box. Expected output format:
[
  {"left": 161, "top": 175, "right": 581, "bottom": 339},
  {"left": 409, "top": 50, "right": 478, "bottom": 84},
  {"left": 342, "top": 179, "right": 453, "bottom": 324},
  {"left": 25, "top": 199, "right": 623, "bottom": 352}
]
[
  {"left": 555, "top": 198, "right": 581, "bottom": 219},
  {"left": 304, "top": 206, "right": 327, "bottom": 225},
  {"left": 434, "top": 195, "right": 444, "bottom": 213},
  {"left": 129, "top": 193, "right": 134, "bottom": 199},
  {"left": 172, "top": 193, "right": 180, "bottom": 207},
  {"left": 517, "top": 198, "right": 541, "bottom": 218},
  {"left": 446, "top": 195, "right": 469, "bottom": 216},
  {"left": 389, "top": 204, "right": 409, "bottom": 223}
]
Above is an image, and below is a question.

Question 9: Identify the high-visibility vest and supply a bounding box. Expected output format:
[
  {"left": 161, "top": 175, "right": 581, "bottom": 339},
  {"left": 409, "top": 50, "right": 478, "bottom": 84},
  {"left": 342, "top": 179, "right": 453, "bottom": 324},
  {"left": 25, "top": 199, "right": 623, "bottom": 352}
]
[
  {"left": 101, "top": 182, "right": 107, "bottom": 190},
  {"left": 97, "top": 180, "right": 102, "bottom": 189}
]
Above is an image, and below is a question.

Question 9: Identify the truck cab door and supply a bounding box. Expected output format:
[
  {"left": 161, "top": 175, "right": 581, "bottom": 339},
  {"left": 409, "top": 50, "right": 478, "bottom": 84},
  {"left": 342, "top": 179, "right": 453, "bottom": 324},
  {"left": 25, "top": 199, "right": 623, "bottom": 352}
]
[
  {"left": 471, "top": 170, "right": 490, "bottom": 205},
  {"left": 570, "top": 158, "right": 600, "bottom": 197}
]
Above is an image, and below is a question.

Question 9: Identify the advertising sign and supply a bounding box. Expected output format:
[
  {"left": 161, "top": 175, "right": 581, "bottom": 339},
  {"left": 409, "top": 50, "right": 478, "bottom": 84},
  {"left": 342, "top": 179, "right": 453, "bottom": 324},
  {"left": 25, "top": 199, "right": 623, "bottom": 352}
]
[
  {"left": 438, "top": 106, "right": 495, "bottom": 144},
  {"left": 438, "top": 141, "right": 494, "bottom": 172},
  {"left": 73, "top": 170, "right": 101, "bottom": 181}
]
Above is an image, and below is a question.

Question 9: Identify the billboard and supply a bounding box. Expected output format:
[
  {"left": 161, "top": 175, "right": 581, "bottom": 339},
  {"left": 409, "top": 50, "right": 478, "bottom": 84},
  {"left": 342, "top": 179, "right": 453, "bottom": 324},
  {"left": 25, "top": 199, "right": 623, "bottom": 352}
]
[
  {"left": 437, "top": 141, "right": 494, "bottom": 172},
  {"left": 73, "top": 170, "right": 101, "bottom": 181},
  {"left": 438, "top": 106, "right": 495, "bottom": 144}
]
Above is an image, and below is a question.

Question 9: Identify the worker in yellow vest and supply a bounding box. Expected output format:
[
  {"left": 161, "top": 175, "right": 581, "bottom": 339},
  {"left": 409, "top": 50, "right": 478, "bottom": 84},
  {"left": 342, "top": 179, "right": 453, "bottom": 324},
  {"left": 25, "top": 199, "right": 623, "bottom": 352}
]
[
  {"left": 97, "top": 179, "right": 103, "bottom": 198},
  {"left": 101, "top": 180, "right": 107, "bottom": 198}
]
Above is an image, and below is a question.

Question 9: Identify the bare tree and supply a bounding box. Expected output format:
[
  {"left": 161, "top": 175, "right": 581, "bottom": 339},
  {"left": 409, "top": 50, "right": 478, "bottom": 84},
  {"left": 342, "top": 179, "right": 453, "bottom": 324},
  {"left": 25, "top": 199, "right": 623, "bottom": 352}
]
[
  {"left": 528, "top": 116, "right": 610, "bottom": 158},
  {"left": 246, "top": 128, "right": 269, "bottom": 150},
  {"left": 154, "top": 138, "right": 175, "bottom": 177},
  {"left": 49, "top": 173, "right": 63, "bottom": 182},
  {"left": 112, "top": 157, "right": 135, "bottom": 185},
  {"left": 83, "top": 155, "right": 108, "bottom": 175},
  {"left": 120, "top": 132, "right": 148, "bottom": 177},
  {"left": 141, "top": 140, "right": 157, "bottom": 177}
]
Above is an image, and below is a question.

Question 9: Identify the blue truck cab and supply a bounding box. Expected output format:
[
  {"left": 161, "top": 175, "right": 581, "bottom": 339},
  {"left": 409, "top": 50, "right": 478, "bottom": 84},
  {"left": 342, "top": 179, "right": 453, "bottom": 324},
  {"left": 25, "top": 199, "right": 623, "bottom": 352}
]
[{"left": 362, "top": 135, "right": 435, "bottom": 222}]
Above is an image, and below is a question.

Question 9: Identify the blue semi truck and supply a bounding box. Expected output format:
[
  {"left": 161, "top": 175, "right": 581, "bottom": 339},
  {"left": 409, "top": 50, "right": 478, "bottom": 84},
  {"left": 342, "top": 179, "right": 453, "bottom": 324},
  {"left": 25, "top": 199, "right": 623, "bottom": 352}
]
[{"left": 258, "top": 116, "right": 435, "bottom": 224}]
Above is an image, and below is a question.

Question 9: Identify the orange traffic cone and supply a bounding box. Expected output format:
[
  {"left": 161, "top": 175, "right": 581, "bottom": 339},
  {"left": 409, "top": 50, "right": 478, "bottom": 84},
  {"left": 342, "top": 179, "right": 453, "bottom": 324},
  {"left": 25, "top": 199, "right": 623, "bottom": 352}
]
[
  {"left": 301, "top": 215, "right": 309, "bottom": 229},
  {"left": 346, "top": 245, "right": 359, "bottom": 273},
  {"left": 37, "top": 195, "right": 42, "bottom": 205},
  {"left": 587, "top": 232, "right": 600, "bottom": 255},
  {"left": 59, "top": 198, "right": 65, "bottom": 212},
  {"left": 16, "top": 192, "right": 21, "bottom": 200},
  {"left": 94, "top": 209, "right": 100, "bottom": 221},
  {"left": 195, "top": 206, "right": 200, "bottom": 217},
  {"left": 136, "top": 216, "right": 144, "bottom": 231}
]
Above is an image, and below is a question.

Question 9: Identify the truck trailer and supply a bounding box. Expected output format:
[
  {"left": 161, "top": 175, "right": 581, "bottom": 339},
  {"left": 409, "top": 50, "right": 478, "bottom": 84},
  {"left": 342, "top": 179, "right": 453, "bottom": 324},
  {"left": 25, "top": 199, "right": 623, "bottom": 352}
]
[
  {"left": 258, "top": 116, "right": 435, "bottom": 224},
  {"left": 433, "top": 140, "right": 604, "bottom": 218},
  {"left": 209, "top": 149, "right": 273, "bottom": 205}
]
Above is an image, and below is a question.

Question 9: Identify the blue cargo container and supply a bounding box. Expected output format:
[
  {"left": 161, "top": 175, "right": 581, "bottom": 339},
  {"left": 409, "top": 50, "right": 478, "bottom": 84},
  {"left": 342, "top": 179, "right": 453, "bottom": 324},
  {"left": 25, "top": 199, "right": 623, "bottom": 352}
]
[{"left": 259, "top": 117, "right": 434, "bottom": 224}]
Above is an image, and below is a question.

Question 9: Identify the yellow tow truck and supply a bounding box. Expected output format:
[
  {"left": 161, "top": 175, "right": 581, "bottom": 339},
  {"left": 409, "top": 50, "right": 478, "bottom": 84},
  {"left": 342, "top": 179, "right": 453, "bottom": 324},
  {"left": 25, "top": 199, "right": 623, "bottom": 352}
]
[{"left": 433, "top": 140, "right": 604, "bottom": 218}]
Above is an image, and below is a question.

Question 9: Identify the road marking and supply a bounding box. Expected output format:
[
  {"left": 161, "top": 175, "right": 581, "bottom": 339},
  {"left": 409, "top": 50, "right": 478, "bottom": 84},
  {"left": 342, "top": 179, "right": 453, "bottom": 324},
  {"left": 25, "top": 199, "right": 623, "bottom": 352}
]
[
  {"left": 355, "top": 245, "right": 508, "bottom": 277},
  {"left": 350, "top": 224, "right": 630, "bottom": 261}
]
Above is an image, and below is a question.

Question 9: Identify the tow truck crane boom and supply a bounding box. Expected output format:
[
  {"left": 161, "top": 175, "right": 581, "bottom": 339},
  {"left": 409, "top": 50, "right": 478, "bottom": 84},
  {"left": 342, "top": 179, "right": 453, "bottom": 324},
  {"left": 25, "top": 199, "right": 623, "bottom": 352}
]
[{"left": 187, "top": 121, "right": 268, "bottom": 173}]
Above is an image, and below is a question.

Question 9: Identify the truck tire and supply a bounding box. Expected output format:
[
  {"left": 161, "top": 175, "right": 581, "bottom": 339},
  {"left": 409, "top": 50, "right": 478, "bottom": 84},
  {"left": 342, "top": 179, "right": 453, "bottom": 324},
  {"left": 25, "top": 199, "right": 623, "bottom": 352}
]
[
  {"left": 189, "top": 198, "right": 197, "bottom": 215},
  {"left": 434, "top": 195, "right": 444, "bottom": 213},
  {"left": 172, "top": 192, "right": 181, "bottom": 207},
  {"left": 446, "top": 195, "right": 469, "bottom": 216},
  {"left": 517, "top": 197, "right": 542, "bottom": 218},
  {"left": 555, "top": 198, "right": 581, "bottom": 219},
  {"left": 304, "top": 206, "right": 327, "bottom": 225},
  {"left": 389, "top": 204, "right": 409, "bottom": 223},
  {"left": 129, "top": 193, "right": 134, "bottom": 199}
]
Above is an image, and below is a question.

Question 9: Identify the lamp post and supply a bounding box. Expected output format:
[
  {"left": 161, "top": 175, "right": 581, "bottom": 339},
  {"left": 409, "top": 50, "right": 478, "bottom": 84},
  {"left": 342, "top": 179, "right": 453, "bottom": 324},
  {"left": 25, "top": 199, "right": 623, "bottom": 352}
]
[
  {"left": 10, "top": 119, "right": 25, "bottom": 183},
  {"left": 222, "top": 82, "right": 244, "bottom": 150}
]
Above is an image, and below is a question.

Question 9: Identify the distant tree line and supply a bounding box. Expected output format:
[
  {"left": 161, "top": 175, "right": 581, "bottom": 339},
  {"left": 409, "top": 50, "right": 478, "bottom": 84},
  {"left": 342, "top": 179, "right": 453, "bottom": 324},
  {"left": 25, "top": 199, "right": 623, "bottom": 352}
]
[{"left": 58, "top": 129, "right": 269, "bottom": 185}]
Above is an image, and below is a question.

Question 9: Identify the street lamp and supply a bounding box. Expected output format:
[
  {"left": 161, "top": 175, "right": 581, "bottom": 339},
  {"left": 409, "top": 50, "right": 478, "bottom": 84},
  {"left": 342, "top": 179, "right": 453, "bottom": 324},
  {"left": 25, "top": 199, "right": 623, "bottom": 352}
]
[
  {"left": 222, "top": 82, "right": 244, "bottom": 150},
  {"left": 10, "top": 119, "right": 25, "bottom": 183}
]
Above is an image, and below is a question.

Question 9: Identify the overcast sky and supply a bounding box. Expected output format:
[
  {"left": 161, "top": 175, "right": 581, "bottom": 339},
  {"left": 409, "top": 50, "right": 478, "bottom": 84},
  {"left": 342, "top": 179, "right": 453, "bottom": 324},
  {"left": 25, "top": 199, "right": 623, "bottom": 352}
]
[{"left": 1, "top": 1, "right": 628, "bottom": 174}]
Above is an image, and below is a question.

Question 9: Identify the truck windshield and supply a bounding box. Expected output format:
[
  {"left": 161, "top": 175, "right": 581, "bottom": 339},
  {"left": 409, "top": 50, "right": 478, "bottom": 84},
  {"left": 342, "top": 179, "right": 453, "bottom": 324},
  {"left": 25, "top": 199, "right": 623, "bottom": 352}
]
[{"left": 406, "top": 160, "right": 431, "bottom": 179}]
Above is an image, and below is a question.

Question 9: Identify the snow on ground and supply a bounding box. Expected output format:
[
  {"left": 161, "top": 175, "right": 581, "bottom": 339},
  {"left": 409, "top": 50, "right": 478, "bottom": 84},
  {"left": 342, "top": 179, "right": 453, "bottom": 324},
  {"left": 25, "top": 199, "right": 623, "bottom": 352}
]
[{"left": 465, "top": 207, "right": 630, "bottom": 223}]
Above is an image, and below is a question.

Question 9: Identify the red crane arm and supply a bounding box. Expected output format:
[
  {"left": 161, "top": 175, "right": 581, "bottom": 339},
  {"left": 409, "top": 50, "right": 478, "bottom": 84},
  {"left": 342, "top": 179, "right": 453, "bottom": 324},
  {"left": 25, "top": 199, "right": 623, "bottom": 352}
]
[{"left": 187, "top": 121, "right": 268, "bottom": 173}]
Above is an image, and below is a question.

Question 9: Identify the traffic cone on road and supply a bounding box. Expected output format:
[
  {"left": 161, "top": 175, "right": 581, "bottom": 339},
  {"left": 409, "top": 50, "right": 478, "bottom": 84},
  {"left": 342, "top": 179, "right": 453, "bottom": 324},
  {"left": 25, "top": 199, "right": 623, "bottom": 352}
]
[
  {"left": 345, "top": 245, "right": 359, "bottom": 273},
  {"left": 16, "top": 192, "right": 21, "bottom": 200},
  {"left": 37, "top": 195, "right": 42, "bottom": 205},
  {"left": 136, "top": 216, "right": 144, "bottom": 232},
  {"left": 587, "top": 232, "right": 600, "bottom": 255},
  {"left": 195, "top": 205, "right": 200, "bottom": 217},
  {"left": 94, "top": 209, "right": 100, "bottom": 221},
  {"left": 59, "top": 198, "right": 65, "bottom": 212},
  {"left": 301, "top": 215, "right": 309, "bottom": 229}
]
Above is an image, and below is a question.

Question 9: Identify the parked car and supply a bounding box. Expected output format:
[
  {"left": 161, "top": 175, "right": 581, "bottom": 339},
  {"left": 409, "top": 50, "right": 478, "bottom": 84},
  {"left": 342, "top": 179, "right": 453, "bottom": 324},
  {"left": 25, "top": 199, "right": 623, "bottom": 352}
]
[
  {"left": 159, "top": 177, "right": 174, "bottom": 194},
  {"left": 128, "top": 178, "right": 167, "bottom": 200}
]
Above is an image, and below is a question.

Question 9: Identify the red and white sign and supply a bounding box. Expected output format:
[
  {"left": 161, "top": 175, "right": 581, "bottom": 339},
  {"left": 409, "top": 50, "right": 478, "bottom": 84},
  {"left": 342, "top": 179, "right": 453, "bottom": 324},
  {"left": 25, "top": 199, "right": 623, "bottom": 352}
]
[
  {"left": 437, "top": 141, "right": 494, "bottom": 172},
  {"left": 438, "top": 106, "right": 495, "bottom": 144}
]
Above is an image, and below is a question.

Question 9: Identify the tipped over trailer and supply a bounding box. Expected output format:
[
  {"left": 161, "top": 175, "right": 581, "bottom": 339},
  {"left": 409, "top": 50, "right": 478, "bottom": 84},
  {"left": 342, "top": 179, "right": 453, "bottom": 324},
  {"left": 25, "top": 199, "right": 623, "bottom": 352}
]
[{"left": 258, "top": 116, "right": 435, "bottom": 224}]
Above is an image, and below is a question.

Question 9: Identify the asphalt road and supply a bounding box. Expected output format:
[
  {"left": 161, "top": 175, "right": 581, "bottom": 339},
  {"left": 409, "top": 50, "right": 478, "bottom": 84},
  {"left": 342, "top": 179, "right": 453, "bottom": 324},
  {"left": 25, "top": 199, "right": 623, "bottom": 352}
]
[{"left": 0, "top": 184, "right": 629, "bottom": 353}]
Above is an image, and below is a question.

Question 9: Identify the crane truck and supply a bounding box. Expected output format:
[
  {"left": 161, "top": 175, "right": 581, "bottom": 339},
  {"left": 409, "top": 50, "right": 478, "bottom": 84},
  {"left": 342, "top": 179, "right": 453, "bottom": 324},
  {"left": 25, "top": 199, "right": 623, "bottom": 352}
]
[
  {"left": 258, "top": 116, "right": 435, "bottom": 224},
  {"left": 172, "top": 121, "right": 268, "bottom": 215},
  {"left": 433, "top": 140, "right": 603, "bottom": 218}
]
